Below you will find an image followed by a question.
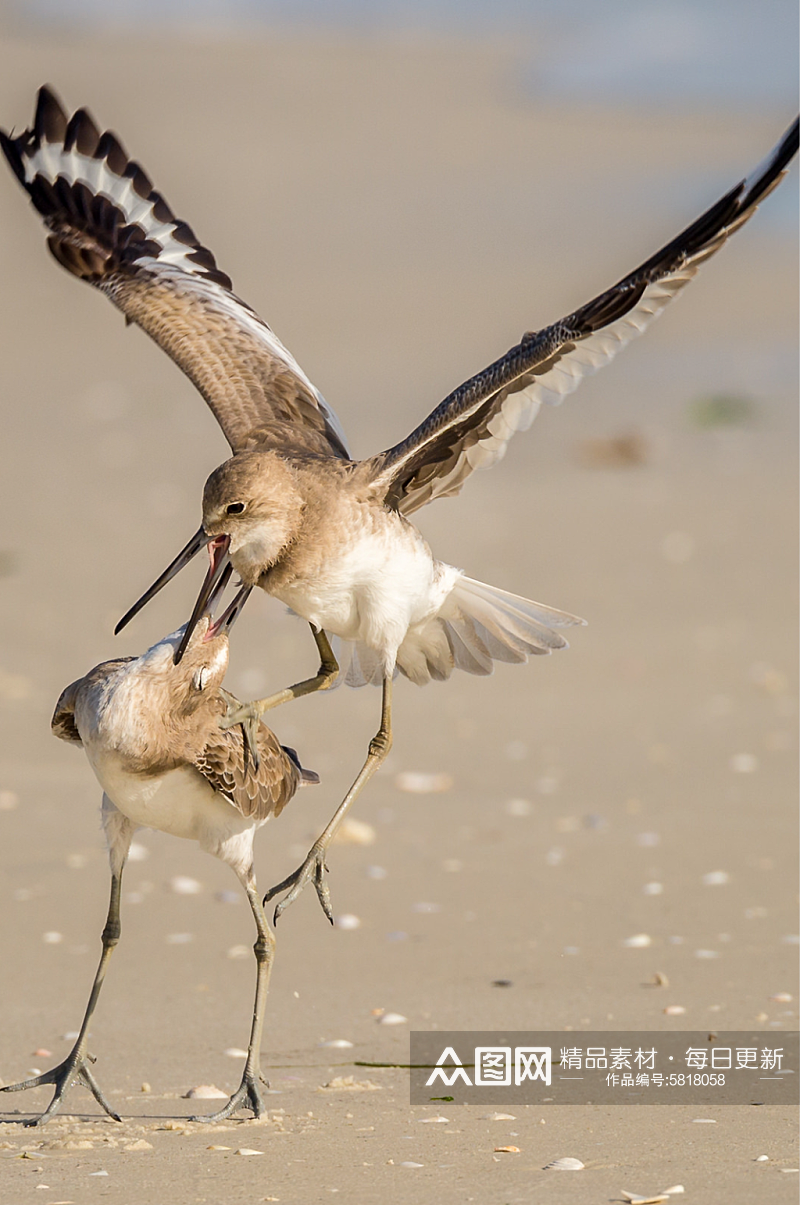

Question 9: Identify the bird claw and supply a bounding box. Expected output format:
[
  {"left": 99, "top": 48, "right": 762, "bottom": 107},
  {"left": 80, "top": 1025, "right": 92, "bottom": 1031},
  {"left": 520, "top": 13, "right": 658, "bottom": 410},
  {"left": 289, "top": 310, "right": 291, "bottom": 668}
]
[
  {"left": 188, "top": 1068, "right": 267, "bottom": 1122},
  {"left": 0, "top": 1051, "right": 121, "bottom": 1126},
  {"left": 219, "top": 691, "right": 261, "bottom": 774},
  {"left": 264, "top": 847, "right": 333, "bottom": 925}
]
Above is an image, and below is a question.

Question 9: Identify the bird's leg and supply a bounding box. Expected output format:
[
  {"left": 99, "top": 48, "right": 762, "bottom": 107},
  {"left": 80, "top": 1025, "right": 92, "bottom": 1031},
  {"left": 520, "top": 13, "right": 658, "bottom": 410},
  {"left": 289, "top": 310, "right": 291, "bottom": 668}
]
[
  {"left": 265, "top": 674, "right": 393, "bottom": 924},
  {"left": 0, "top": 869, "right": 126, "bottom": 1127},
  {"left": 221, "top": 625, "right": 339, "bottom": 772},
  {"left": 189, "top": 878, "right": 276, "bottom": 1122}
]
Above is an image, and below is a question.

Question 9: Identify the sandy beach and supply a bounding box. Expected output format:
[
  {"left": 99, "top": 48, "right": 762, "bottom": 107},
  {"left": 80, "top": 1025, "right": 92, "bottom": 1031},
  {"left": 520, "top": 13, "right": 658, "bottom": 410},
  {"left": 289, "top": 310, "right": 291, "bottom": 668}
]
[{"left": 0, "top": 20, "right": 797, "bottom": 1203}]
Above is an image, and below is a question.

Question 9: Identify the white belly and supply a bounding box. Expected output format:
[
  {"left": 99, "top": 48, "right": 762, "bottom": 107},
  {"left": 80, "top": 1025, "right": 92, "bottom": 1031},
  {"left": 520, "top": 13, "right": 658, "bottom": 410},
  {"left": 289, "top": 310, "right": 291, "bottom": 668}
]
[
  {"left": 273, "top": 523, "right": 461, "bottom": 665},
  {"left": 88, "top": 748, "right": 257, "bottom": 849}
]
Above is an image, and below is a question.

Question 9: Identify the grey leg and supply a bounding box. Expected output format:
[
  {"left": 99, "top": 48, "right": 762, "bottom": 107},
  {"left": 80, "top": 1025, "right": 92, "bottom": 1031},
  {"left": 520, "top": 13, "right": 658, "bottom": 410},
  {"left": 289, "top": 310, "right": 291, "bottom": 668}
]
[
  {"left": 189, "top": 877, "right": 276, "bottom": 1122},
  {"left": 221, "top": 625, "right": 338, "bottom": 772},
  {"left": 0, "top": 868, "right": 126, "bottom": 1126},
  {"left": 265, "top": 673, "right": 393, "bottom": 924}
]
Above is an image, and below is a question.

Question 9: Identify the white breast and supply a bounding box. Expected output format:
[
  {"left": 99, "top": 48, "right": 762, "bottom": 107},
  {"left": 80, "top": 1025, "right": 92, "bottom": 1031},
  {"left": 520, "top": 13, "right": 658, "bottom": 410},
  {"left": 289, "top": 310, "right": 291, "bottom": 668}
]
[
  {"left": 273, "top": 513, "right": 461, "bottom": 668},
  {"left": 85, "top": 746, "right": 262, "bottom": 875}
]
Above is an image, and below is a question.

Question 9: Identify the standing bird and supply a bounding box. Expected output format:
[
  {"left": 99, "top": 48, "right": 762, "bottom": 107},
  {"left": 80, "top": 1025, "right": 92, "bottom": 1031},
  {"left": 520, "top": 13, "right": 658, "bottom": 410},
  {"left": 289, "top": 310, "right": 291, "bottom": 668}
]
[
  {"left": 2, "top": 88, "right": 797, "bottom": 923},
  {"left": 0, "top": 591, "right": 318, "bottom": 1126}
]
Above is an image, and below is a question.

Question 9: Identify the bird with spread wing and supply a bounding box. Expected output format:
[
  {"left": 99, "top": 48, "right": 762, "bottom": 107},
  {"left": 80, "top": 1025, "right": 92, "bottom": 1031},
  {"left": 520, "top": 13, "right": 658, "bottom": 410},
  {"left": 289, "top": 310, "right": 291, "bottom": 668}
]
[{"left": 2, "top": 87, "right": 797, "bottom": 923}]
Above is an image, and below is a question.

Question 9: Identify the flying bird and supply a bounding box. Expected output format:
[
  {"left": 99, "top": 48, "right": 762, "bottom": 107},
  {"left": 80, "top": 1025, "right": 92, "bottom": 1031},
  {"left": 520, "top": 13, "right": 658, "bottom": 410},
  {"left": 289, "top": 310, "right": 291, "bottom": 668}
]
[
  {"left": 2, "top": 87, "right": 797, "bottom": 924},
  {"left": 0, "top": 585, "right": 318, "bottom": 1126}
]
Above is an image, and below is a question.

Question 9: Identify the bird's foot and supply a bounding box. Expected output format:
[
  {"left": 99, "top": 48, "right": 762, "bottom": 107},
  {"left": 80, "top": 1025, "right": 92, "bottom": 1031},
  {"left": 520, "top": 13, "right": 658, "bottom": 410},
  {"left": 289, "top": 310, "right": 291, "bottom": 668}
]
[
  {"left": 188, "top": 1067, "right": 269, "bottom": 1123},
  {"left": 0, "top": 1051, "right": 121, "bottom": 1127},
  {"left": 264, "top": 844, "right": 333, "bottom": 925},
  {"left": 219, "top": 690, "right": 263, "bottom": 774}
]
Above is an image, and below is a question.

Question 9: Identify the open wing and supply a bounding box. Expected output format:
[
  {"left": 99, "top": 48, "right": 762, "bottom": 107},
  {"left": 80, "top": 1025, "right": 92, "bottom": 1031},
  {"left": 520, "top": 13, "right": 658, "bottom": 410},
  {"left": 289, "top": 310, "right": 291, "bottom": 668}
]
[
  {"left": 372, "top": 117, "right": 799, "bottom": 516},
  {"left": 1, "top": 86, "right": 350, "bottom": 459}
]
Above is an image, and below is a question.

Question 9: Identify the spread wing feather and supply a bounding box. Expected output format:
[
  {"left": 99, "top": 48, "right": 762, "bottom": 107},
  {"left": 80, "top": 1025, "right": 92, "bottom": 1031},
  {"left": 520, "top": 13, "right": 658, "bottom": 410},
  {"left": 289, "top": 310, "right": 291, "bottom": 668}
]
[
  {"left": 1, "top": 85, "right": 350, "bottom": 459},
  {"left": 373, "top": 117, "right": 798, "bottom": 515}
]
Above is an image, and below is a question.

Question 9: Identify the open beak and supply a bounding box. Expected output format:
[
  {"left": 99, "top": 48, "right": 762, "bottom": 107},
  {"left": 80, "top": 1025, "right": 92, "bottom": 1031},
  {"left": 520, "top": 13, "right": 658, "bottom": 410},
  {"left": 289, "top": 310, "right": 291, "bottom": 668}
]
[
  {"left": 115, "top": 525, "right": 210, "bottom": 636},
  {"left": 204, "top": 582, "right": 253, "bottom": 642},
  {"left": 174, "top": 534, "right": 232, "bottom": 664}
]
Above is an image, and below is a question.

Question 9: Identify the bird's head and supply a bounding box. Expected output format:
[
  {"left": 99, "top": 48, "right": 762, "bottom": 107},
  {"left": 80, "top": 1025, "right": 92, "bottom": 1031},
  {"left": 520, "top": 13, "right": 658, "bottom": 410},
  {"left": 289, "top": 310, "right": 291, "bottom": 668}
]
[{"left": 202, "top": 451, "right": 304, "bottom": 586}]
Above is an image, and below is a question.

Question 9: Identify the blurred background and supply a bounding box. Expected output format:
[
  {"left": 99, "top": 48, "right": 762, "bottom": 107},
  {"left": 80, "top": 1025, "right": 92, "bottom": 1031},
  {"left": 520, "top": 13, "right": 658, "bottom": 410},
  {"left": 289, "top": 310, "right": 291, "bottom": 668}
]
[{"left": 0, "top": 2, "right": 796, "bottom": 1194}]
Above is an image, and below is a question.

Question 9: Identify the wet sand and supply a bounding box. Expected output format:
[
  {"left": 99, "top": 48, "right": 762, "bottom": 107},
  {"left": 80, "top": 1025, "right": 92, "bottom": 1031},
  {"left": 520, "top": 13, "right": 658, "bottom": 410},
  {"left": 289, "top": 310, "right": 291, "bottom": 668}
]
[{"left": 0, "top": 26, "right": 797, "bottom": 1204}]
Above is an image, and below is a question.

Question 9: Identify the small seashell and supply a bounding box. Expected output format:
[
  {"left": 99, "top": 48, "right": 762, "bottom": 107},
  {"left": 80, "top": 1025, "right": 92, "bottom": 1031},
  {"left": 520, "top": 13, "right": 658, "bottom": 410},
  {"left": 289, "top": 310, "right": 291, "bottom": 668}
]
[
  {"left": 331, "top": 818, "right": 376, "bottom": 845},
  {"left": 140, "top": 1083, "right": 151, "bottom": 1093},
  {"left": 494, "top": 1145, "right": 520, "bottom": 1153},
  {"left": 663, "top": 1186, "right": 685, "bottom": 1193},
  {"left": 483, "top": 1112, "right": 516, "bottom": 1121},
  {"left": 170, "top": 876, "right": 202, "bottom": 895},
  {"left": 645, "top": 972, "right": 669, "bottom": 988},
  {"left": 224, "top": 1047, "right": 248, "bottom": 1058},
  {"left": 207, "top": 1145, "right": 231, "bottom": 1151},
  {"left": 544, "top": 1157, "right": 584, "bottom": 1170},
  {"left": 702, "top": 870, "right": 730, "bottom": 886},
  {"left": 692, "top": 1118, "right": 716, "bottom": 1123},
  {"left": 755, "top": 1155, "right": 769, "bottom": 1162},
  {"left": 235, "top": 1148, "right": 263, "bottom": 1156},
  {"left": 165, "top": 933, "right": 193, "bottom": 945},
  {"left": 770, "top": 992, "right": 793, "bottom": 1002},
  {"left": 400, "top": 1161, "right": 424, "bottom": 1168},
  {"left": 43, "top": 931, "right": 63, "bottom": 944},
  {"left": 88, "top": 1171, "right": 109, "bottom": 1176},
  {"left": 376, "top": 1012, "right": 407, "bottom": 1026},
  {"left": 183, "top": 1085, "right": 228, "bottom": 1100},
  {"left": 227, "top": 945, "right": 249, "bottom": 959},
  {"left": 663, "top": 1005, "right": 686, "bottom": 1016},
  {"left": 318, "top": 1039, "right": 354, "bottom": 1049},
  {"left": 619, "top": 1194, "right": 668, "bottom": 1204},
  {"left": 335, "top": 913, "right": 361, "bottom": 930},
  {"left": 418, "top": 1115, "right": 449, "bottom": 1123},
  {"left": 623, "top": 934, "right": 652, "bottom": 948},
  {"left": 123, "top": 1139, "right": 153, "bottom": 1151},
  {"left": 319, "top": 1076, "right": 381, "bottom": 1091},
  {"left": 33, "top": 1048, "right": 52, "bottom": 1058},
  {"left": 394, "top": 771, "right": 453, "bottom": 794}
]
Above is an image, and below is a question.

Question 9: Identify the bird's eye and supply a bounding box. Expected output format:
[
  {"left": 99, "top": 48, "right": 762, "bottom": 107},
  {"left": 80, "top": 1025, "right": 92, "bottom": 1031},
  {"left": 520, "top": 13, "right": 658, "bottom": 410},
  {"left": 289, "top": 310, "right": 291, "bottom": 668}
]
[
  {"left": 226, "top": 502, "right": 246, "bottom": 515},
  {"left": 192, "top": 667, "right": 209, "bottom": 691}
]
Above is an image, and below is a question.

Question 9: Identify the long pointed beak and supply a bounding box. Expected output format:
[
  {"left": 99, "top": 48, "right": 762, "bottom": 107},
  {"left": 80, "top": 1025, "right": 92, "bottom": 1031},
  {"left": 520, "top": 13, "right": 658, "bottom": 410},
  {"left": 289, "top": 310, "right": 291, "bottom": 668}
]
[
  {"left": 204, "top": 583, "right": 253, "bottom": 641},
  {"left": 174, "top": 534, "right": 231, "bottom": 664},
  {"left": 115, "top": 525, "right": 210, "bottom": 635}
]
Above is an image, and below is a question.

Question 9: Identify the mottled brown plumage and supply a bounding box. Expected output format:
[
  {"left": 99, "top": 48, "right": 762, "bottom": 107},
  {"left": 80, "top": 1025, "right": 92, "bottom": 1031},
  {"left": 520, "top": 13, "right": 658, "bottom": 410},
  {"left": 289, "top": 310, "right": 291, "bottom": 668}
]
[{"left": 1, "top": 619, "right": 317, "bottom": 1125}]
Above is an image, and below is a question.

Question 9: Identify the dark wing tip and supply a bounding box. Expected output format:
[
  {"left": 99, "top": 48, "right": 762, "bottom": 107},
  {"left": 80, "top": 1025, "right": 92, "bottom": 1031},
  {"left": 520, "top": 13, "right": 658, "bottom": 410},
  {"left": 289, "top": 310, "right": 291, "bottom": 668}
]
[{"left": 34, "top": 84, "right": 68, "bottom": 142}]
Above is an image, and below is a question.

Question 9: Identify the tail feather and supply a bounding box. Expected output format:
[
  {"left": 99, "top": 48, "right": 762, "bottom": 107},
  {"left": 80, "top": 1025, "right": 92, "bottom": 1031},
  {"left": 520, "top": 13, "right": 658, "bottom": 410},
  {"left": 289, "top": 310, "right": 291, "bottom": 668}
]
[{"left": 330, "top": 576, "right": 584, "bottom": 688}]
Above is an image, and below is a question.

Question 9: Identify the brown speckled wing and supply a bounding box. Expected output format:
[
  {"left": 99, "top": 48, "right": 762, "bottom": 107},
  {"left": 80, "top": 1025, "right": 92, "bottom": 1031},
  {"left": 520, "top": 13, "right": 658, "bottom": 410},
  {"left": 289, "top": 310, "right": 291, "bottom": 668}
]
[
  {"left": 194, "top": 715, "right": 302, "bottom": 822},
  {"left": 1, "top": 86, "right": 350, "bottom": 459},
  {"left": 372, "top": 117, "right": 798, "bottom": 517},
  {"left": 51, "top": 677, "right": 83, "bottom": 744}
]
